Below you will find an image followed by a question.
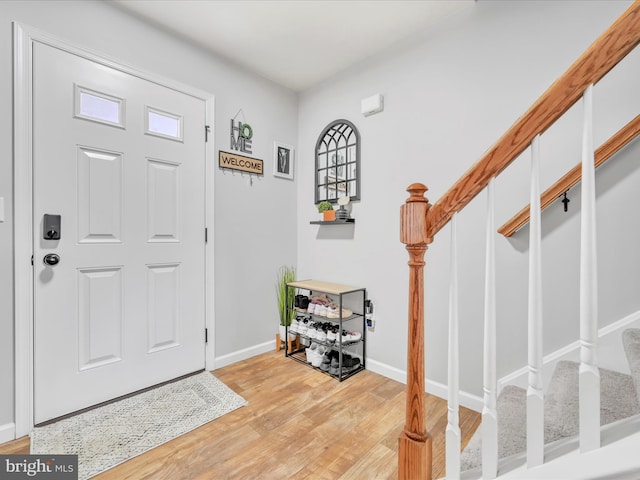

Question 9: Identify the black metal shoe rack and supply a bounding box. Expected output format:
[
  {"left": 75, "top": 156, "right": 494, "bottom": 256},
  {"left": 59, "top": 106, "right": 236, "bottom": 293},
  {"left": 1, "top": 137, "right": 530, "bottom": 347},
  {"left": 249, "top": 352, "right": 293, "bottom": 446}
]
[{"left": 285, "top": 280, "right": 366, "bottom": 382}]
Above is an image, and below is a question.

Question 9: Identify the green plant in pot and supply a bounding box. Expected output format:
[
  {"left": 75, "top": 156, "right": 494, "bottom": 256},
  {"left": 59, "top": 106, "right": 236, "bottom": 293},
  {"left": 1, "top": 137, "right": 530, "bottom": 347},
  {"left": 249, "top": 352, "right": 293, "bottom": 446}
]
[
  {"left": 275, "top": 265, "right": 296, "bottom": 341},
  {"left": 317, "top": 200, "right": 335, "bottom": 221}
]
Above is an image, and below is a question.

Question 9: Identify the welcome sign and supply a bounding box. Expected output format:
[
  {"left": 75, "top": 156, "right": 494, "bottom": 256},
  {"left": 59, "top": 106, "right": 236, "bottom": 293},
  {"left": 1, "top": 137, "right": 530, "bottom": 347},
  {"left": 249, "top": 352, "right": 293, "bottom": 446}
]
[{"left": 218, "top": 151, "right": 264, "bottom": 176}]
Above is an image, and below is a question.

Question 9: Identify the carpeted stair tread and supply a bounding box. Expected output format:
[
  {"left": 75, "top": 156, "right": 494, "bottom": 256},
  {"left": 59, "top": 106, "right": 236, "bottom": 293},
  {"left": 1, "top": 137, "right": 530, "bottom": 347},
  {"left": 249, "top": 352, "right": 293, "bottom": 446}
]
[
  {"left": 461, "top": 360, "right": 640, "bottom": 471},
  {"left": 544, "top": 360, "right": 639, "bottom": 443},
  {"left": 623, "top": 328, "right": 640, "bottom": 396},
  {"left": 460, "top": 385, "right": 526, "bottom": 471}
]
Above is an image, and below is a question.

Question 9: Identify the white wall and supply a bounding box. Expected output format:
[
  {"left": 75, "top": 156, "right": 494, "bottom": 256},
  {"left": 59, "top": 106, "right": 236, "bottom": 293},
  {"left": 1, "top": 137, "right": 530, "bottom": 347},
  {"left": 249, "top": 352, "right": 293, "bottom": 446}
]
[
  {"left": 0, "top": 0, "right": 298, "bottom": 429},
  {"left": 297, "top": 0, "right": 639, "bottom": 398}
]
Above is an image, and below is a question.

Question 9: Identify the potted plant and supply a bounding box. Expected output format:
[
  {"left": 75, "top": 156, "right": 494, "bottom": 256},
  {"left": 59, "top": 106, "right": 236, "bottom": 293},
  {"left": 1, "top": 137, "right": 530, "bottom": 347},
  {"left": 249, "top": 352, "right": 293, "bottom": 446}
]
[
  {"left": 275, "top": 265, "right": 296, "bottom": 341},
  {"left": 317, "top": 200, "right": 335, "bottom": 221}
]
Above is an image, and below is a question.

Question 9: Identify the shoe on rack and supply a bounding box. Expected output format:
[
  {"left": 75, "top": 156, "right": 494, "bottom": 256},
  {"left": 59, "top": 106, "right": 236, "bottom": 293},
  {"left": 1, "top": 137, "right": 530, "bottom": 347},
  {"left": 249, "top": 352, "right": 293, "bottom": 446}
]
[
  {"left": 326, "top": 304, "right": 339, "bottom": 318},
  {"left": 331, "top": 355, "right": 340, "bottom": 368},
  {"left": 289, "top": 319, "right": 299, "bottom": 333},
  {"left": 298, "top": 320, "right": 308, "bottom": 335},
  {"left": 320, "top": 354, "right": 331, "bottom": 372},
  {"left": 310, "top": 294, "right": 332, "bottom": 305},
  {"left": 316, "top": 328, "right": 327, "bottom": 342},
  {"left": 307, "top": 323, "right": 317, "bottom": 339},
  {"left": 341, "top": 331, "right": 362, "bottom": 343},
  {"left": 343, "top": 355, "right": 361, "bottom": 368},
  {"left": 307, "top": 301, "right": 317, "bottom": 314},
  {"left": 308, "top": 342, "right": 322, "bottom": 362},
  {"left": 311, "top": 352, "right": 323, "bottom": 368}
]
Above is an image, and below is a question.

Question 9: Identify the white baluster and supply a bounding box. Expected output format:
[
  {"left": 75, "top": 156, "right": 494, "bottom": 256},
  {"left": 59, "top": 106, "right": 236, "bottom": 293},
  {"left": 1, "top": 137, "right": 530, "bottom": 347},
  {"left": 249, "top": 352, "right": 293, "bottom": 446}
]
[
  {"left": 446, "top": 214, "right": 461, "bottom": 479},
  {"left": 580, "top": 84, "right": 600, "bottom": 453},
  {"left": 482, "top": 179, "right": 498, "bottom": 479},
  {"left": 527, "top": 135, "right": 544, "bottom": 467}
]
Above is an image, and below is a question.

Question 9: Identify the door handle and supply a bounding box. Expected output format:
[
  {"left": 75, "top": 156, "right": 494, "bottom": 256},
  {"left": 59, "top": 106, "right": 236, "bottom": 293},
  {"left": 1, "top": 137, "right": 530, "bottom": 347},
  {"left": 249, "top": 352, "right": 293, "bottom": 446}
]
[{"left": 43, "top": 253, "right": 60, "bottom": 266}]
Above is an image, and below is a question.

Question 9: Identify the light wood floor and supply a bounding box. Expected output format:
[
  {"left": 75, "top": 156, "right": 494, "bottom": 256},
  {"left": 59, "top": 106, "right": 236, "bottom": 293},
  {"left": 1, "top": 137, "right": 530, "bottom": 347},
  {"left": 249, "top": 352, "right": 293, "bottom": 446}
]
[{"left": 0, "top": 350, "right": 480, "bottom": 479}]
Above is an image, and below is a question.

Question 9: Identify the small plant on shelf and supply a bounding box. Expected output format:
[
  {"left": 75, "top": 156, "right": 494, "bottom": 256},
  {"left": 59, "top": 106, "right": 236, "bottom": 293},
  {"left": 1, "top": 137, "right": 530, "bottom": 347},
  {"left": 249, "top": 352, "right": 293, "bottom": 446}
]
[
  {"left": 317, "top": 201, "right": 335, "bottom": 221},
  {"left": 317, "top": 200, "right": 333, "bottom": 213}
]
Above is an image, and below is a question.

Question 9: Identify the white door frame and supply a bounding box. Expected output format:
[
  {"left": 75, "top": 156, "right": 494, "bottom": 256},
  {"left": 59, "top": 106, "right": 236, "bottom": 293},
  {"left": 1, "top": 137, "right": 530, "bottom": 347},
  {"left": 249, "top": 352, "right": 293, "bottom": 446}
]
[{"left": 13, "top": 22, "right": 216, "bottom": 438}]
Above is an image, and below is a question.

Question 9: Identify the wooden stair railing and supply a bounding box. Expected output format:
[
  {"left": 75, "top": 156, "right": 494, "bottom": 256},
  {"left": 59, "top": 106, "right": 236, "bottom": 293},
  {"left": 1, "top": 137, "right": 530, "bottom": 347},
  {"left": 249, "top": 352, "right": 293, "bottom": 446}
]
[
  {"left": 398, "top": 2, "right": 640, "bottom": 479},
  {"left": 499, "top": 114, "right": 640, "bottom": 237},
  {"left": 424, "top": 3, "right": 640, "bottom": 240}
]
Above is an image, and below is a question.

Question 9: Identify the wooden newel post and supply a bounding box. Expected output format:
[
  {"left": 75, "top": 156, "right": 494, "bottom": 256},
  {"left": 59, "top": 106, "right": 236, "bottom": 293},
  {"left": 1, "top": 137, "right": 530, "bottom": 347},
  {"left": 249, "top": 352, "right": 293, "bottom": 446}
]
[{"left": 399, "top": 183, "right": 433, "bottom": 480}]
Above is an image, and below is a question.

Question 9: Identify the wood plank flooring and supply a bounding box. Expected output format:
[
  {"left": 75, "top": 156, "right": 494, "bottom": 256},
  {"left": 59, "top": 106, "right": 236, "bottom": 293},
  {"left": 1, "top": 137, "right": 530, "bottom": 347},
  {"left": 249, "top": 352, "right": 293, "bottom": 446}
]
[{"left": 0, "top": 350, "right": 480, "bottom": 479}]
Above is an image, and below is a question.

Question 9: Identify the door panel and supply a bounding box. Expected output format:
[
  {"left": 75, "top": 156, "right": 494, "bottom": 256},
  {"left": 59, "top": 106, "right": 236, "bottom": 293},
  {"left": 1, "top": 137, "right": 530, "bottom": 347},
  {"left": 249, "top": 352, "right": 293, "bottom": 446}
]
[
  {"left": 33, "top": 42, "right": 206, "bottom": 423},
  {"left": 77, "top": 147, "right": 123, "bottom": 243}
]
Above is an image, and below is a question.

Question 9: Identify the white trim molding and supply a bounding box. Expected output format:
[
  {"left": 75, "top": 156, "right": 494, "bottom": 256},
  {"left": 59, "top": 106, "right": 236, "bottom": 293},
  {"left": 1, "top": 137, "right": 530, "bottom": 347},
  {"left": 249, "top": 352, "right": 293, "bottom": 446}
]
[
  {"left": 366, "top": 358, "right": 483, "bottom": 413},
  {"left": 498, "top": 309, "right": 640, "bottom": 392},
  {"left": 0, "top": 423, "right": 16, "bottom": 444},
  {"left": 13, "top": 21, "right": 35, "bottom": 439},
  {"left": 13, "top": 21, "right": 215, "bottom": 437},
  {"left": 214, "top": 340, "right": 276, "bottom": 370}
]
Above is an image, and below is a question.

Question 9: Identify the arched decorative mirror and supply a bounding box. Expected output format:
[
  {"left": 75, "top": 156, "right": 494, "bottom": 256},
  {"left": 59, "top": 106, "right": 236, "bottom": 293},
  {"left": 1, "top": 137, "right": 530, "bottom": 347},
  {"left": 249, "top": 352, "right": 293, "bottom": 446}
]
[{"left": 315, "top": 119, "right": 360, "bottom": 205}]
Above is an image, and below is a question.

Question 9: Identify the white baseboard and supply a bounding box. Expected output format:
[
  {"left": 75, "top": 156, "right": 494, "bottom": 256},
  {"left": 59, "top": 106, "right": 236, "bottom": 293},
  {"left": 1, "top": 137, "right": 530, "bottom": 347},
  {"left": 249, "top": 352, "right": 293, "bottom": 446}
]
[
  {"left": 213, "top": 339, "right": 275, "bottom": 369},
  {"left": 0, "top": 423, "right": 16, "bottom": 444},
  {"left": 426, "top": 378, "right": 483, "bottom": 413},
  {"left": 498, "top": 309, "right": 640, "bottom": 391},
  {"left": 366, "top": 358, "right": 407, "bottom": 384},
  {"left": 366, "top": 358, "right": 482, "bottom": 413}
]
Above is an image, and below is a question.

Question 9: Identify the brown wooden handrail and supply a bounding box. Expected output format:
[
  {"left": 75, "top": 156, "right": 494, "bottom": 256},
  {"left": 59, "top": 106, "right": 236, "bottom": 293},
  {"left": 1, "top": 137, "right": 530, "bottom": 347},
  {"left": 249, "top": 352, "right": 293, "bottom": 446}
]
[
  {"left": 498, "top": 114, "right": 640, "bottom": 237},
  {"left": 425, "top": 1, "right": 640, "bottom": 240}
]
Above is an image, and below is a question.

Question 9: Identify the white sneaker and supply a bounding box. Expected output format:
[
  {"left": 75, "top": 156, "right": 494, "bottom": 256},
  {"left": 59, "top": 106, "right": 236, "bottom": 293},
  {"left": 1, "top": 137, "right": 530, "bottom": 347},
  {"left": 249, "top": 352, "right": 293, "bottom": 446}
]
[
  {"left": 316, "top": 329, "right": 327, "bottom": 342},
  {"left": 298, "top": 321, "right": 308, "bottom": 335},
  {"left": 305, "top": 343, "right": 318, "bottom": 363},
  {"left": 341, "top": 331, "right": 362, "bottom": 343},
  {"left": 307, "top": 325, "right": 317, "bottom": 339}
]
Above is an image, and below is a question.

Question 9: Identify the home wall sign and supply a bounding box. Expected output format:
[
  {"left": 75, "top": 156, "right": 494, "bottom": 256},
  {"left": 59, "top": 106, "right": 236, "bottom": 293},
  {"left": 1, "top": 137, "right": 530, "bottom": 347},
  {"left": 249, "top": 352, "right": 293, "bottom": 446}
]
[
  {"left": 219, "top": 150, "right": 264, "bottom": 176},
  {"left": 230, "top": 118, "right": 253, "bottom": 154}
]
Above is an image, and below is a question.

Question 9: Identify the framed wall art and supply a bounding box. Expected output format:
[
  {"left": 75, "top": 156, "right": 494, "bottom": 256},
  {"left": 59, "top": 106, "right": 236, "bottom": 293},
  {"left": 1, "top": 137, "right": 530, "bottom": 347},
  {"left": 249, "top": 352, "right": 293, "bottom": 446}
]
[{"left": 273, "top": 141, "right": 294, "bottom": 180}]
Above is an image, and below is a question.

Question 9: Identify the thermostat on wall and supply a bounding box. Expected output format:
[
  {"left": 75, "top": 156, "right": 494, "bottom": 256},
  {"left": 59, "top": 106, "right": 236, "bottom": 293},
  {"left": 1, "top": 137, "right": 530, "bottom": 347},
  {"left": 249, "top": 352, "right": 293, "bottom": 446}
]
[{"left": 361, "top": 94, "right": 384, "bottom": 117}]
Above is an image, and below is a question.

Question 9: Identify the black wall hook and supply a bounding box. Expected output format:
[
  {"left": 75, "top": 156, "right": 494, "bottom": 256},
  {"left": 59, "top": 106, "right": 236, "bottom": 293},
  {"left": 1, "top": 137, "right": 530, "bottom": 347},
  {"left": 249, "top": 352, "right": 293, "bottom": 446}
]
[{"left": 561, "top": 191, "right": 570, "bottom": 212}]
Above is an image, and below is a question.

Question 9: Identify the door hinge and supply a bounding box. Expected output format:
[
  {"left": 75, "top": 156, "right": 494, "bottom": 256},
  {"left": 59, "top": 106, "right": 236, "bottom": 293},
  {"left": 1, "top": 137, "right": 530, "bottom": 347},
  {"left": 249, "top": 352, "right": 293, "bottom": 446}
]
[
  {"left": 205, "top": 328, "right": 208, "bottom": 344},
  {"left": 31, "top": 255, "right": 34, "bottom": 266},
  {"left": 205, "top": 227, "right": 208, "bottom": 243},
  {"left": 205, "top": 125, "right": 211, "bottom": 142}
]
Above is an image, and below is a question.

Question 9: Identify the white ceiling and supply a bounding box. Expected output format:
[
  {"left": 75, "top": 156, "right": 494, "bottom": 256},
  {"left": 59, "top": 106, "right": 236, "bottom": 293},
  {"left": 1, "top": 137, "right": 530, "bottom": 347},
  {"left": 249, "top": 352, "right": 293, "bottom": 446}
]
[{"left": 111, "top": 0, "right": 475, "bottom": 92}]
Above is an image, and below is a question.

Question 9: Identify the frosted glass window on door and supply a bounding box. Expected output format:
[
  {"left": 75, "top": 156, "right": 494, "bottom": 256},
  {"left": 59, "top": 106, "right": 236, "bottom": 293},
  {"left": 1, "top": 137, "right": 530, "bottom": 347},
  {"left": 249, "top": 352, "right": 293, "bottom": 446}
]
[
  {"left": 74, "top": 85, "right": 125, "bottom": 128},
  {"left": 145, "top": 106, "right": 183, "bottom": 142}
]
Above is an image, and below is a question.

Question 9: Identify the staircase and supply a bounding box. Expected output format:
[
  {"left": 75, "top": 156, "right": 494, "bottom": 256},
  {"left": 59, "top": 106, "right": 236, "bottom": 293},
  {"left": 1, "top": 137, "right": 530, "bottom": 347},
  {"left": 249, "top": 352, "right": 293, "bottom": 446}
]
[
  {"left": 459, "top": 328, "right": 640, "bottom": 478},
  {"left": 396, "top": 3, "right": 640, "bottom": 478}
]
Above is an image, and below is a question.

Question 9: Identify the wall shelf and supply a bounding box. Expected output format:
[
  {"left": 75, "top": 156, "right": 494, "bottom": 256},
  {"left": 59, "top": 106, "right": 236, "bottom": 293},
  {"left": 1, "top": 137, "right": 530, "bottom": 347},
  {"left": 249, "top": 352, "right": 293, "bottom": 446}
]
[{"left": 310, "top": 219, "right": 355, "bottom": 225}]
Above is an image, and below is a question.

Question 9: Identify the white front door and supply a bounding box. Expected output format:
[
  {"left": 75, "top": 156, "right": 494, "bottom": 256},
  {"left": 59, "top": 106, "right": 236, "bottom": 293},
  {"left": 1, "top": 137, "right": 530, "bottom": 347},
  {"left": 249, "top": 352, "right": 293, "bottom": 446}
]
[{"left": 32, "top": 42, "right": 206, "bottom": 424}]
